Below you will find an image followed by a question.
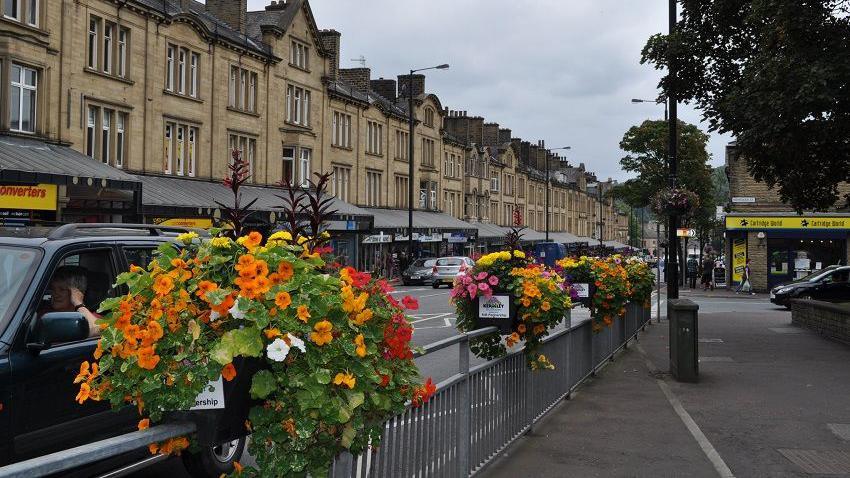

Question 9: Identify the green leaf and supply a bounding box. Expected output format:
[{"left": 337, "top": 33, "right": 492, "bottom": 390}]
[
  {"left": 340, "top": 423, "right": 356, "bottom": 449},
  {"left": 97, "top": 296, "right": 123, "bottom": 314},
  {"left": 250, "top": 370, "right": 276, "bottom": 399},
  {"left": 337, "top": 405, "right": 352, "bottom": 424},
  {"left": 210, "top": 328, "right": 263, "bottom": 365},
  {"left": 346, "top": 391, "right": 365, "bottom": 410},
  {"left": 315, "top": 368, "right": 331, "bottom": 385}
]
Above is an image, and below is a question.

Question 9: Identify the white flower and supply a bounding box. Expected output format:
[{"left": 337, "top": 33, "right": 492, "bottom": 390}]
[
  {"left": 287, "top": 333, "right": 306, "bottom": 353},
  {"left": 209, "top": 310, "right": 221, "bottom": 321},
  {"left": 266, "top": 338, "right": 291, "bottom": 362},
  {"left": 228, "top": 299, "right": 246, "bottom": 320}
]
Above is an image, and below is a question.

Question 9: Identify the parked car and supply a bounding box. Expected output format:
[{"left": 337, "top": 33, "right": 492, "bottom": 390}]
[
  {"left": 0, "top": 224, "right": 245, "bottom": 477},
  {"left": 402, "top": 258, "right": 437, "bottom": 286},
  {"left": 431, "top": 256, "right": 475, "bottom": 288},
  {"left": 770, "top": 265, "right": 850, "bottom": 308}
]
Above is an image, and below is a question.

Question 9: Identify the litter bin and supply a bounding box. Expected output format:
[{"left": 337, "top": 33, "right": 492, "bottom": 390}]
[{"left": 669, "top": 298, "right": 699, "bottom": 382}]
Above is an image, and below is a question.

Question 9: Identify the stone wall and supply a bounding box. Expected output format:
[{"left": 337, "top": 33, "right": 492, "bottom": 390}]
[
  {"left": 747, "top": 231, "right": 768, "bottom": 291},
  {"left": 791, "top": 300, "right": 850, "bottom": 345}
]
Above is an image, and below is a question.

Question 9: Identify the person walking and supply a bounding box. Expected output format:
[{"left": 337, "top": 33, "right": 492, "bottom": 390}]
[
  {"left": 735, "top": 259, "right": 754, "bottom": 295},
  {"left": 702, "top": 255, "right": 715, "bottom": 291}
]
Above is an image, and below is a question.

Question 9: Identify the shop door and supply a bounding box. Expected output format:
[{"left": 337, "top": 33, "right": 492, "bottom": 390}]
[{"left": 768, "top": 246, "right": 794, "bottom": 288}]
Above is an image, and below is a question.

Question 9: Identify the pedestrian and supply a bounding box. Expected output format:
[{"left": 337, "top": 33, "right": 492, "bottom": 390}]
[
  {"left": 735, "top": 259, "right": 753, "bottom": 295},
  {"left": 687, "top": 256, "right": 698, "bottom": 289},
  {"left": 701, "top": 255, "right": 714, "bottom": 291}
]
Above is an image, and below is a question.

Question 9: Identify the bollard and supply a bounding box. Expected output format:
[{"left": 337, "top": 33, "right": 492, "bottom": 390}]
[{"left": 668, "top": 299, "right": 699, "bottom": 383}]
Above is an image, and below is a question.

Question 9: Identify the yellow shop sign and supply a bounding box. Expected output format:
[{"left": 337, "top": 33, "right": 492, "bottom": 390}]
[
  {"left": 726, "top": 216, "right": 850, "bottom": 230},
  {"left": 153, "top": 218, "right": 213, "bottom": 228},
  {"left": 0, "top": 184, "right": 57, "bottom": 211}
]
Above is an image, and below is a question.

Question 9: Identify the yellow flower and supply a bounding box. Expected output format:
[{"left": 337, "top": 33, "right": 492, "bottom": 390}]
[
  {"left": 513, "top": 250, "right": 526, "bottom": 259},
  {"left": 352, "top": 308, "right": 373, "bottom": 326},
  {"left": 176, "top": 231, "right": 198, "bottom": 244},
  {"left": 268, "top": 230, "right": 293, "bottom": 242},
  {"left": 210, "top": 237, "right": 231, "bottom": 248},
  {"left": 333, "top": 372, "right": 356, "bottom": 389},
  {"left": 354, "top": 334, "right": 367, "bottom": 357},
  {"left": 310, "top": 320, "right": 333, "bottom": 345}
]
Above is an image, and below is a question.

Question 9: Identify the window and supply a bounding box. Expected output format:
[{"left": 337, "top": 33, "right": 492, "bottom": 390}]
[
  {"left": 227, "top": 65, "right": 256, "bottom": 112},
  {"left": 444, "top": 152, "right": 450, "bottom": 178},
  {"left": 298, "top": 148, "right": 311, "bottom": 187},
  {"left": 117, "top": 112, "right": 127, "bottom": 168},
  {"left": 424, "top": 107, "right": 434, "bottom": 127},
  {"left": 86, "top": 104, "right": 128, "bottom": 167},
  {"left": 367, "top": 121, "right": 383, "bottom": 155},
  {"left": 3, "top": 0, "right": 38, "bottom": 26},
  {"left": 332, "top": 165, "right": 351, "bottom": 201},
  {"left": 228, "top": 133, "right": 256, "bottom": 182},
  {"left": 332, "top": 111, "right": 352, "bottom": 148},
  {"left": 166, "top": 45, "right": 175, "bottom": 91},
  {"left": 86, "top": 106, "right": 96, "bottom": 158},
  {"left": 88, "top": 18, "right": 99, "bottom": 69},
  {"left": 419, "top": 181, "right": 437, "bottom": 210},
  {"left": 189, "top": 53, "right": 199, "bottom": 97},
  {"left": 282, "top": 146, "right": 295, "bottom": 186},
  {"left": 518, "top": 178, "right": 525, "bottom": 198},
  {"left": 285, "top": 85, "right": 310, "bottom": 126},
  {"left": 290, "top": 41, "right": 309, "bottom": 69},
  {"left": 395, "top": 130, "right": 409, "bottom": 160},
  {"left": 366, "top": 171, "right": 381, "bottom": 207},
  {"left": 394, "top": 176, "right": 409, "bottom": 209},
  {"left": 421, "top": 138, "right": 435, "bottom": 167},
  {"left": 164, "top": 44, "right": 196, "bottom": 91},
  {"left": 117, "top": 28, "right": 128, "bottom": 78},
  {"left": 10, "top": 63, "right": 36, "bottom": 133},
  {"left": 101, "top": 109, "right": 111, "bottom": 165},
  {"left": 103, "top": 24, "right": 112, "bottom": 73},
  {"left": 490, "top": 171, "right": 500, "bottom": 192},
  {"left": 163, "top": 120, "right": 198, "bottom": 176},
  {"left": 177, "top": 48, "right": 185, "bottom": 93}
]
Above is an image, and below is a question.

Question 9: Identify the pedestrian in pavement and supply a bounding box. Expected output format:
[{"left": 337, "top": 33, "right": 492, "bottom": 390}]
[
  {"left": 701, "top": 254, "right": 714, "bottom": 291},
  {"left": 735, "top": 258, "right": 754, "bottom": 295}
]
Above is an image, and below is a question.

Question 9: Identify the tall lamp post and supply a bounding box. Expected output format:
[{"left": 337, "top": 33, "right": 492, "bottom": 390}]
[
  {"left": 405, "top": 64, "right": 449, "bottom": 261},
  {"left": 545, "top": 146, "right": 571, "bottom": 242},
  {"left": 666, "top": 0, "right": 679, "bottom": 300},
  {"left": 631, "top": 97, "right": 668, "bottom": 121}
]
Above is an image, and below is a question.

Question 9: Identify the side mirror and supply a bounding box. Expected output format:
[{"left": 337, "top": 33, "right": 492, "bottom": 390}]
[{"left": 28, "top": 312, "right": 90, "bottom": 352}]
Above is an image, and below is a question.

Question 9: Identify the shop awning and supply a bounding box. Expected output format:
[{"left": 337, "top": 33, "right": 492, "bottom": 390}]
[
  {"left": 363, "top": 208, "right": 476, "bottom": 233},
  {"left": 549, "top": 231, "right": 583, "bottom": 244},
  {"left": 603, "top": 240, "right": 631, "bottom": 250},
  {"left": 475, "top": 222, "right": 512, "bottom": 240},
  {"left": 0, "top": 135, "right": 141, "bottom": 191}
]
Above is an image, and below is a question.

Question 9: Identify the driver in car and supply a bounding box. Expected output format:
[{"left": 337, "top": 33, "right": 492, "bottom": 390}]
[{"left": 43, "top": 266, "right": 101, "bottom": 338}]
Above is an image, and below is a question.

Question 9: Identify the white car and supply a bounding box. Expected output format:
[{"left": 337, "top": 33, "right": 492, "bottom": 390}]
[{"left": 431, "top": 256, "right": 475, "bottom": 288}]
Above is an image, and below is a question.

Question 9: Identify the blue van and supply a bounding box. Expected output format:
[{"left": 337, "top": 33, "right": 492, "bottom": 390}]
[{"left": 534, "top": 242, "right": 567, "bottom": 267}]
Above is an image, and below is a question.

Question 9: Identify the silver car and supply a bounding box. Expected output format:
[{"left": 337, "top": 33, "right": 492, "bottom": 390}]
[{"left": 431, "top": 256, "right": 475, "bottom": 288}]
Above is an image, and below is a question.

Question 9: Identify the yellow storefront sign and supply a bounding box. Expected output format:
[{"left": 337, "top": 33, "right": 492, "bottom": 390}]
[
  {"left": 0, "top": 184, "right": 57, "bottom": 211},
  {"left": 153, "top": 218, "right": 213, "bottom": 228},
  {"left": 725, "top": 216, "right": 850, "bottom": 230}
]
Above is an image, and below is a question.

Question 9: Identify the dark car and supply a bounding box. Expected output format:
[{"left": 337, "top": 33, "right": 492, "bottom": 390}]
[
  {"left": 402, "top": 258, "right": 437, "bottom": 286},
  {"left": 0, "top": 224, "right": 245, "bottom": 477},
  {"left": 770, "top": 265, "right": 850, "bottom": 308}
]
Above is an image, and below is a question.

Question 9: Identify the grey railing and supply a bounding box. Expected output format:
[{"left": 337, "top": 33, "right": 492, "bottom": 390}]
[{"left": 0, "top": 304, "right": 650, "bottom": 478}]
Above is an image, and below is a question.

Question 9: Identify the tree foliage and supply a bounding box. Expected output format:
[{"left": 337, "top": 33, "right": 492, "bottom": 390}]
[{"left": 642, "top": 0, "right": 850, "bottom": 211}]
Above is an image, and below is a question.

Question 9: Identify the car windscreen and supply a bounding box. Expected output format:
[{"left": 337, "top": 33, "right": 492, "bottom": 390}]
[
  {"left": 804, "top": 266, "right": 840, "bottom": 282},
  {"left": 411, "top": 259, "right": 429, "bottom": 268},
  {"left": 0, "top": 246, "right": 41, "bottom": 333}
]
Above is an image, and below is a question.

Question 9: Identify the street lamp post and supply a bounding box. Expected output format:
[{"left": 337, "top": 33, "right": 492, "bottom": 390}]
[
  {"left": 545, "top": 146, "right": 571, "bottom": 242},
  {"left": 667, "top": 0, "right": 679, "bottom": 300},
  {"left": 406, "top": 64, "right": 449, "bottom": 262},
  {"left": 631, "top": 97, "right": 668, "bottom": 121}
]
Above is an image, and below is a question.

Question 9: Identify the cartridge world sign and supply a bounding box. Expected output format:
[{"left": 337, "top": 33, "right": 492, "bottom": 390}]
[{"left": 725, "top": 216, "right": 850, "bottom": 230}]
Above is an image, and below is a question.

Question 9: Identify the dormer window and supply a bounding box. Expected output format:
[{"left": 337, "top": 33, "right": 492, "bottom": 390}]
[{"left": 290, "top": 40, "right": 309, "bottom": 70}]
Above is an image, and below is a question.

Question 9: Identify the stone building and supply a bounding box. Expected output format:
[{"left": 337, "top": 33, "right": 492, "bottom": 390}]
[{"left": 724, "top": 142, "right": 850, "bottom": 291}]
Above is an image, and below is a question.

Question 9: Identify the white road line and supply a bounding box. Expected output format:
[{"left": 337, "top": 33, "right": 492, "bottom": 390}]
[
  {"left": 636, "top": 344, "right": 735, "bottom": 478},
  {"left": 388, "top": 288, "right": 429, "bottom": 294},
  {"left": 416, "top": 292, "right": 451, "bottom": 299}
]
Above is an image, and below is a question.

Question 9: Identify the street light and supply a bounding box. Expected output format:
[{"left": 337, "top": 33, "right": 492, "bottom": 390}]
[
  {"left": 631, "top": 97, "right": 668, "bottom": 121},
  {"left": 545, "top": 146, "right": 571, "bottom": 242},
  {"left": 406, "top": 64, "right": 449, "bottom": 262}
]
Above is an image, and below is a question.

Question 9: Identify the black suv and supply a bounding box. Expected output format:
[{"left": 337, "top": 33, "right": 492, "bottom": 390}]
[
  {"left": 770, "top": 265, "right": 850, "bottom": 308},
  {"left": 0, "top": 224, "right": 245, "bottom": 477}
]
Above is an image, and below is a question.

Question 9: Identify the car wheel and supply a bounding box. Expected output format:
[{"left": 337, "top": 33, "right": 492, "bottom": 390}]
[
  {"left": 182, "top": 437, "right": 246, "bottom": 478},
  {"left": 432, "top": 282, "right": 440, "bottom": 289}
]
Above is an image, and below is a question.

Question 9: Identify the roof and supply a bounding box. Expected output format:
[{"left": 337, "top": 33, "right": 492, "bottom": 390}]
[
  {"left": 363, "top": 208, "right": 476, "bottom": 231},
  {"left": 246, "top": 0, "right": 302, "bottom": 41},
  {"left": 475, "top": 222, "right": 512, "bottom": 240},
  {"left": 549, "top": 231, "right": 583, "bottom": 244},
  {"left": 0, "top": 135, "right": 141, "bottom": 190},
  {"left": 136, "top": 175, "right": 372, "bottom": 218}
]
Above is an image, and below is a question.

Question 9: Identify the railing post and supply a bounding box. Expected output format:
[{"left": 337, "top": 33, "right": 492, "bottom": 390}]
[
  {"left": 457, "top": 335, "right": 471, "bottom": 478},
  {"left": 564, "top": 310, "right": 572, "bottom": 400},
  {"left": 332, "top": 451, "right": 354, "bottom": 478}
]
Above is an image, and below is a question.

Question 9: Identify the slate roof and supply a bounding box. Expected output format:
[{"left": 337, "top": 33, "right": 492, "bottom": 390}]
[
  {"left": 0, "top": 135, "right": 141, "bottom": 190},
  {"left": 246, "top": 0, "right": 304, "bottom": 40}
]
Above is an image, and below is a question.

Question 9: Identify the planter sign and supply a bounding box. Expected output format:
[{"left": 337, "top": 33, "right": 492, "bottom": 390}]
[
  {"left": 479, "top": 295, "right": 511, "bottom": 319},
  {"left": 190, "top": 376, "right": 225, "bottom": 410},
  {"left": 573, "top": 283, "right": 590, "bottom": 299}
]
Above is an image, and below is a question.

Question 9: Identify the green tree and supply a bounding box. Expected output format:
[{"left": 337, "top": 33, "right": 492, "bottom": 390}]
[{"left": 641, "top": 0, "right": 850, "bottom": 211}]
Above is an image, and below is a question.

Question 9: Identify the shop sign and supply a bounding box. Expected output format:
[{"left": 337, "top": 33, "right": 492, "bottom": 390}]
[
  {"left": 190, "top": 376, "right": 225, "bottom": 410},
  {"left": 394, "top": 233, "right": 420, "bottom": 242},
  {"left": 731, "top": 197, "right": 756, "bottom": 203},
  {"left": 154, "top": 217, "right": 213, "bottom": 228},
  {"left": 0, "top": 184, "right": 57, "bottom": 211},
  {"left": 726, "top": 216, "right": 850, "bottom": 230},
  {"left": 732, "top": 238, "right": 747, "bottom": 283},
  {"left": 418, "top": 234, "right": 442, "bottom": 243},
  {"left": 447, "top": 233, "right": 468, "bottom": 243},
  {"left": 362, "top": 233, "right": 392, "bottom": 244}
]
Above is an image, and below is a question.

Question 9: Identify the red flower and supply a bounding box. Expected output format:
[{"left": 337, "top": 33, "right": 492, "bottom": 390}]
[
  {"left": 401, "top": 296, "right": 419, "bottom": 310},
  {"left": 377, "top": 279, "right": 394, "bottom": 294},
  {"left": 412, "top": 377, "right": 437, "bottom": 407}
]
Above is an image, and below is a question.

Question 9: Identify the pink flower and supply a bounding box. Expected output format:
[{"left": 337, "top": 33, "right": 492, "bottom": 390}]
[
  {"left": 461, "top": 275, "right": 473, "bottom": 285},
  {"left": 466, "top": 284, "right": 478, "bottom": 299},
  {"left": 478, "top": 282, "right": 489, "bottom": 291},
  {"left": 476, "top": 272, "right": 488, "bottom": 281},
  {"left": 488, "top": 275, "right": 499, "bottom": 286}
]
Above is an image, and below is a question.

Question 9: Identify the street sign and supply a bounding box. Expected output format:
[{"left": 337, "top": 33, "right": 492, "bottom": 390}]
[{"left": 676, "top": 228, "right": 696, "bottom": 238}]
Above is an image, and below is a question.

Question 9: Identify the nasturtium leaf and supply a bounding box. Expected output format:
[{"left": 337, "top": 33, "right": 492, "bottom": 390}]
[
  {"left": 315, "top": 368, "right": 331, "bottom": 385},
  {"left": 340, "top": 423, "right": 356, "bottom": 449},
  {"left": 250, "top": 370, "right": 276, "bottom": 399}
]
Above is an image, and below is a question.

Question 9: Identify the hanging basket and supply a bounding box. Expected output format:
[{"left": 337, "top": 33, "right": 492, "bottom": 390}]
[{"left": 571, "top": 283, "right": 597, "bottom": 307}]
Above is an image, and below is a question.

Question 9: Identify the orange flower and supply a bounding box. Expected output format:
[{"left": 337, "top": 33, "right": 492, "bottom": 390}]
[
  {"left": 222, "top": 363, "right": 237, "bottom": 382},
  {"left": 74, "top": 361, "right": 90, "bottom": 384},
  {"left": 534, "top": 324, "right": 546, "bottom": 335},
  {"left": 138, "top": 418, "right": 150, "bottom": 431},
  {"left": 170, "top": 258, "right": 187, "bottom": 269},
  {"left": 297, "top": 305, "right": 311, "bottom": 322},
  {"left": 311, "top": 320, "right": 333, "bottom": 346},
  {"left": 505, "top": 332, "right": 520, "bottom": 347},
  {"left": 517, "top": 324, "right": 527, "bottom": 335},
  {"left": 541, "top": 301, "right": 551, "bottom": 311},
  {"left": 153, "top": 275, "right": 174, "bottom": 296},
  {"left": 137, "top": 346, "right": 160, "bottom": 370},
  {"left": 354, "top": 334, "right": 367, "bottom": 358},
  {"left": 147, "top": 321, "right": 164, "bottom": 341},
  {"left": 521, "top": 297, "right": 531, "bottom": 307},
  {"left": 233, "top": 461, "right": 244, "bottom": 474},
  {"left": 333, "top": 372, "right": 356, "bottom": 389},
  {"left": 236, "top": 254, "right": 256, "bottom": 270},
  {"left": 352, "top": 308, "right": 373, "bottom": 326},
  {"left": 240, "top": 231, "right": 263, "bottom": 250},
  {"left": 195, "top": 280, "right": 218, "bottom": 300},
  {"left": 76, "top": 382, "right": 91, "bottom": 404},
  {"left": 265, "top": 328, "right": 282, "bottom": 339},
  {"left": 93, "top": 340, "right": 104, "bottom": 359},
  {"left": 277, "top": 261, "right": 294, "bottom": 281},
  {"left": 254, "top": 260, "right": 269, "bottom": 277},
  {"left": 148, "top": 443, "right": 159, "bottom": 455}
]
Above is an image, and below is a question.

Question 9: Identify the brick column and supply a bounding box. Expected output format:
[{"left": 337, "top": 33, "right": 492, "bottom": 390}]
[{"left": 747, "top": 231, "right": 768, "bottom": 292}]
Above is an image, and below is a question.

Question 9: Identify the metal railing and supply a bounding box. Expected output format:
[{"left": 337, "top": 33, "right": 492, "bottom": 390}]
[
  {"left": 333, "top": 302, "right": 651, "bottom": 477},
  {"left": 0, "top": 304, "right": 650, "bottom": 478}
]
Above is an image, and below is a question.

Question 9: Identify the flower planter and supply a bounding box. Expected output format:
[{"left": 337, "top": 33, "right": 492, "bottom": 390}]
[
  {"left": 474, "top": 294, "right": 518, "bottom": 334},
  {"left": 572, "top": 283, "right": 596, "bottom": 307},
  {"left": 167, "top": 357, "right": 263, "bottom": 446}
]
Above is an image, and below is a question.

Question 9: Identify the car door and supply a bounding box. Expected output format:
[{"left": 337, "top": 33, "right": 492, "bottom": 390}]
[
  {"left": 7, "top": 244, "right": 135, "bottom": 461},
  {"left": 821, "top": 269, "right": 850, "bottom": 301}
]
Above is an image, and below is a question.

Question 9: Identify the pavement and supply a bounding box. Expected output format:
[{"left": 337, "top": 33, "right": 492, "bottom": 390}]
[{"left": 480, "top": 294, "right": 850, "bottom": 478}]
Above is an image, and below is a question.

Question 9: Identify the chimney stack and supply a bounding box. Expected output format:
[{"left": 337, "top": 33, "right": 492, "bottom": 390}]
[
  {"left": 482, "top": 123, "right": 500, "bottom": 146},
  {"left": 370, "top": 78, "right": 397, "bottom": 100},
  {"left": 318, "top": 30, "right": 341, "bottom": 80},
  {"left": 498, "top": 128, "right": 512, "bottom": 144},
  {"left": 206, "top": 0, "right": 247, "bottom": 34},
  {"left": 339, "top": 68, "right": 371, "bottom": 92},
  {"left": 397, "top": 74, "right": 426, "bottom": 98}
]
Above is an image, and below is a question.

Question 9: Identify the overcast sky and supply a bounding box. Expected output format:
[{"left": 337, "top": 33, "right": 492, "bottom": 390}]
[{"left": 247, "top": 0, "right": 733, "bottom": 182}]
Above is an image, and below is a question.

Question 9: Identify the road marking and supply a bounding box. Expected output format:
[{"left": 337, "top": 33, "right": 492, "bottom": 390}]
[
  {"left": 637, "top": 343, "right": 736, "bottom": 478},
  {"left": 699, "top": 356, "right": 734, "bottom": 363},
  {"left": 699, "top": 338, "right": 724, "bottom": 343},
  {"left": 416, "top": 292, "right": 451, "bottom": 299}
]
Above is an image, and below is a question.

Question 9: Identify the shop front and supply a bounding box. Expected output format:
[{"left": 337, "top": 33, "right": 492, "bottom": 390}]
[{"left": 725, "top": 214, "right": 850, "bottom": 291}]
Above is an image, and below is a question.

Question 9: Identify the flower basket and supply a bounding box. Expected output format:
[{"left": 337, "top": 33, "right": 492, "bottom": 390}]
[
  {"left": 571, "top": 282, "right": 596, "bottom": 307},
  {"left": 166, "top": 357, "right": 263, "bottom": 445},
  {"left": 651, "top": 187, "right": 699, "bottom": 217},
  {"left": 475, "top": 294, "right": 518, "bottom": 334}
]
